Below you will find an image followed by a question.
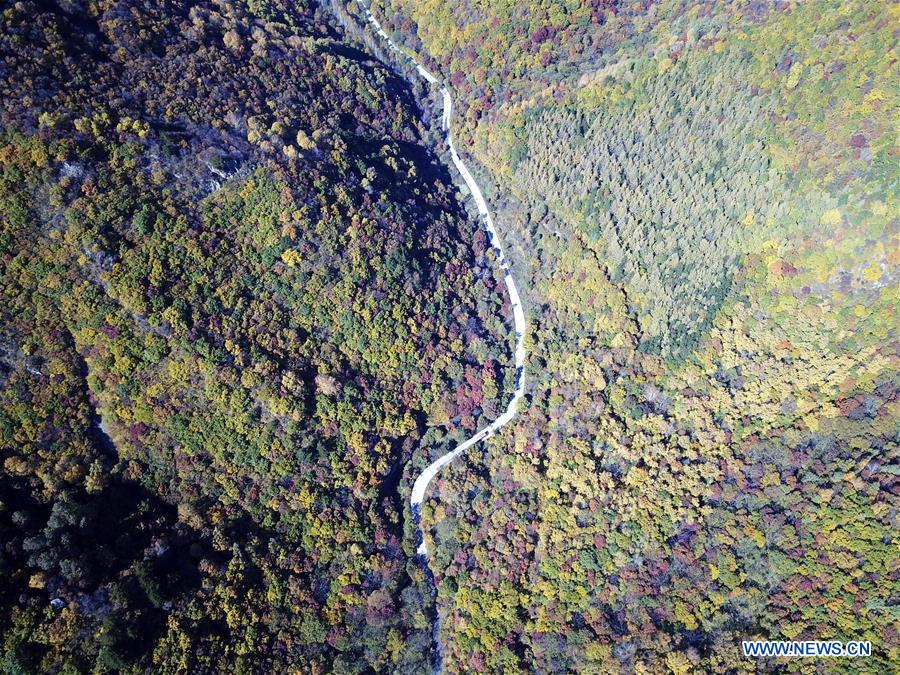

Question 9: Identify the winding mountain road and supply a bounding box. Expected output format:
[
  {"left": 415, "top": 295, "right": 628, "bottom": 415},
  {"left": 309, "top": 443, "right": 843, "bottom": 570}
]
[{"left": 355, "top": 1, "right": 527, "bottom": 557}]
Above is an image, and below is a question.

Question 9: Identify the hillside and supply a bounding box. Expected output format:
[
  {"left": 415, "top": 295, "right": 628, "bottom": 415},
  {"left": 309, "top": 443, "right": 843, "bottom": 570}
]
[
  {"left": 0, "top": 0, "right": 512, "bottom": 671},
  {"left": 1, "top": 0, "right": 897, "bottom": 672},
  {"left": 368, "top": 0, "right": 898, "bottom": 671}
]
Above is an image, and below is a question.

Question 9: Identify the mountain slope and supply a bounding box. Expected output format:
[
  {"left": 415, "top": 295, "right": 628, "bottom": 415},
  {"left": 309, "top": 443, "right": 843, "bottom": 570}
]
[
  {"left": 369, "top": 0, "right": 898, "bottom": 671},
  {"left": 0, "top": 0, "right": 511, "bottom": 671}
]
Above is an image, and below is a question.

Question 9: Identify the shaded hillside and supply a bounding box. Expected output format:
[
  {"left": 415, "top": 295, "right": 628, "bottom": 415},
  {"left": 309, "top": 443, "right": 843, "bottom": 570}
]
[{"left": 0, "top": 0, "right": 511, "bottom": 671}]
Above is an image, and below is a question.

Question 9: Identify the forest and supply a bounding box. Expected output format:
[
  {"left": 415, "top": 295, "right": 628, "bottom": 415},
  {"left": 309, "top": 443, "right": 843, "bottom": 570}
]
[
  {"left": 0, "top": 0, "right": 514, "bottom": 671},
  {"left": 1, "top": 0, "right": 896, "bottom": 672},
  {"left": 372, "top": 0, "right": 897, "bottom": 672}
]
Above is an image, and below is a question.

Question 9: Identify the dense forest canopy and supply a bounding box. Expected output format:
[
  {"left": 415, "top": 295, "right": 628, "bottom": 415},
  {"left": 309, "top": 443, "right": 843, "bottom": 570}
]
[
  {"left": 0, "top": 0, "right": 896, "bottom": 672},
  {"left": 371, "top": 0, "right": 898, "bottom": 672},
  {"left": 0, "top": 0, "right": 513, "bottom": 671}
]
